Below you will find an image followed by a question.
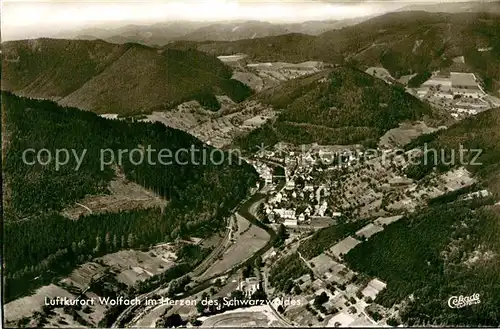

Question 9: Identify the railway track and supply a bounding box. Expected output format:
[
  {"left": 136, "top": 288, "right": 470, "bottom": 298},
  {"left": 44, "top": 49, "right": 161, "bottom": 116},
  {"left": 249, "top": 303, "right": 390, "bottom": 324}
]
[{"left": 111, "top": 193, "right": 257, "bottom": 327}]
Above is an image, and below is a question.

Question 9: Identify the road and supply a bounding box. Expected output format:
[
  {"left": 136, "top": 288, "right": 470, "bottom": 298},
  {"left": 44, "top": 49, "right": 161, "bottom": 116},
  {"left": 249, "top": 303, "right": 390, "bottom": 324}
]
[
  {"left": 297, "top": 251, "right": 327, "bottom": 286},
  {"left": 112, "top": 188, "right": 275, "bottom": 327},
  {"left": 111, "top": 195, "right": 253, "bottom": 328},
  {"left": 261, "top": 270, "right": 296, "bottom": 327},
  {"left": 175, "top": 192, "right": 277, "bottom": 299},
  {"left": 113, "top": 161, "right": 290, "bottom": 327},
  {"left": 111, "top": 289, "right": 159, "bottom": 328},
  {"left": 191, "top": 216, "right": 234, "bottom": 279}
]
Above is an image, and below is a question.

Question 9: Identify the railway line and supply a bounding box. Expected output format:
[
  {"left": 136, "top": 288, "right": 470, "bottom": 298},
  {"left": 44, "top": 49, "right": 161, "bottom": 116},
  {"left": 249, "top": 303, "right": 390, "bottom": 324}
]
[{"left": 111, "top": 188, "right": 269, "bottom": 327}]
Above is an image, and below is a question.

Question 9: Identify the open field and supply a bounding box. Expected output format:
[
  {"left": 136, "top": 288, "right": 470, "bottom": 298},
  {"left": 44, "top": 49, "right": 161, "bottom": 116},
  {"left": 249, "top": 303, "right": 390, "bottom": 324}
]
[
  {"left": 4, "top": 284, "right": 75, "bottom": 324},
  {"left": 361, "top": 279, "right": 387, "bottom": 300},
  {"left": 143, "top": 99, "right": 277, "bottom": 149},
  {"left": 365, "top": 66, "right": 394, "bottom": 84},
  {"left": 200, "top": 214, "right": 270, "bottom": 279},
  {"left": 329, "top": 312, "right": 356, "bottom": 326},
  {"left": 231, "top": 61, "right": 325, "bottom": 92},
  {"left": 378, "top": 121, "right": 441, "bottom": 148},
  {"left": 355, "top": 223, "right": 384, "bottom": 239},
  {"left": 62, "top": 244, "right": 177, "bottom": 288},
  {"left": 4, "top": 244, "right": 178, "bottom": 327},
  {"left": 329, "top": 237, "right": 362, "bottom": 259},
  {"left": 308, "top": 254, "right": 337, "bottom": 275},
  {"left": 60, "top": 262, "right": 107, "bottom": 290},
  {"left": 217, "top": 54, "right": 248, "bottom": 63},
  {"left": 61, "top": 169, "right": 167, "bottom": 220},
  {"left": 374, "top": 215, "right": 403, "bottom": 226},
  {"left": 200, "top": 305, "right": 281, "bottom": 327},
  {"left": 98, "top": 246, "right": 177, "bottom": 286}
]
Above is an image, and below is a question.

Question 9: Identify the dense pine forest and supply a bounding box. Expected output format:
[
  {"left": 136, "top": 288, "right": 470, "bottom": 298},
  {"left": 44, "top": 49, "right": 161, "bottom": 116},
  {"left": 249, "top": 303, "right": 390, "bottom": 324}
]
[{"left": 2, "top": 92, "right": 258, "bottom": 301}]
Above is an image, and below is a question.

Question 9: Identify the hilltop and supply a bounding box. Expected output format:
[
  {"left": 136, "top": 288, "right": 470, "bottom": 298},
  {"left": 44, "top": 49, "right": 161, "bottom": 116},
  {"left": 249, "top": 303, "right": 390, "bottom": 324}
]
[
  {"left": 2, "top": 39, "right": 252, "bottom": 115},
  {"left": 2, "top": 38, "right": 127, "bottom": 98},
  {"left": 180, "top": 20, "right": 290, "bottom": 42},
  {"left": 235, "top": 66, "right": 438, "bottom": 150},
  {"left": 396, "top": 1, "right": 500, "bottom": 14}
]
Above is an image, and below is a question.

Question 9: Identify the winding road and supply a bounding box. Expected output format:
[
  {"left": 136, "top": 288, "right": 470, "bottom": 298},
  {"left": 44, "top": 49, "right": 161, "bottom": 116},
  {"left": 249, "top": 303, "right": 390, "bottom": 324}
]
[{"left": 111, "top": 180, "right": 280, "bottom": 327}]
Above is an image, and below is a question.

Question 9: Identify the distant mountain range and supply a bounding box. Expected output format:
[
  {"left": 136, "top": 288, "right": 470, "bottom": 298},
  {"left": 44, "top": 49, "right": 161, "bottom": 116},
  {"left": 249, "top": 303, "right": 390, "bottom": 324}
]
[
  {"left": 28, "top": 1, "right": 495, "bottom": 47},
  {"left": 64, "top": 21, "right": 211, "bottom": 45},
  {"left": 2, "top": 38, "right": 252, "bottom": 115},
  {"left": 396, "top": 0, "right": 500, "bottom": 13},
  {"left": 55, "top": 18, "right": 370, "bottom": 46}
]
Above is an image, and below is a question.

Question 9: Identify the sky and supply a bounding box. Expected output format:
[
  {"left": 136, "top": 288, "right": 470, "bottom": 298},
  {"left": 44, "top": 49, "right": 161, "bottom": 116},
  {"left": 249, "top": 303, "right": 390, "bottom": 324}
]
[{"left": 0, "top": 0, "right": 484, "bottom": 40}]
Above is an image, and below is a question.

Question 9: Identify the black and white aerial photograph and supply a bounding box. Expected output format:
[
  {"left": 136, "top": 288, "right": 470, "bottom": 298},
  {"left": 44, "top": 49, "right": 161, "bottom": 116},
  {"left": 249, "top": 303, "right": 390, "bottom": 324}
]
[{"left": 1, "top": 0, "right": 500, "bottom": 327}]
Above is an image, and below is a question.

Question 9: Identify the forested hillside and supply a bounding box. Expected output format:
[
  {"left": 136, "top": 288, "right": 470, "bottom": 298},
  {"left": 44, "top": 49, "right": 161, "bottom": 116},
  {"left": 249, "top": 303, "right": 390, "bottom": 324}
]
[
  {"left": 344, "top": 201, "right": 500, "bottom": 326},
  {"left": 235, "top": 67, "right": 436, "bottom": 149},
  {"left": 2, "top": 39, "right": 252, "bottom": 115},
  {"left": 344, "top": 107, "right": 500, "bottom": 326},
  {"left": 405, "top": 107, "right": 500, "bottom": 196},
  {"left": 2, "top": 92, "right": 258, "bottom": 301},
  {"left": 194, "top": 11, "right": 500, "bottom": 94},
  {"left": 2, "top": 38, "right": 126, "bottom": 97}
]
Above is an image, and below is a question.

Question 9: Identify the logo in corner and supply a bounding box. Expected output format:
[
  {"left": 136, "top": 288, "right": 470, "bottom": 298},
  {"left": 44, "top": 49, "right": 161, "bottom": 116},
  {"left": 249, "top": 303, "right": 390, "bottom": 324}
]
[{"left": 448, "top": 293, "right": 481, "bottom": 309}]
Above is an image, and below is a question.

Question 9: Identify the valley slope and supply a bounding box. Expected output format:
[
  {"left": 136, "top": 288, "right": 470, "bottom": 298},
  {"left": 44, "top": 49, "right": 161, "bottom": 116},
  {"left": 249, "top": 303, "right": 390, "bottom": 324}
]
[
  {"left": 344, "top": 109, "right": 500, "bottom": 326},
  {"left": 2, "top": 39, "right": 252, "bottom": 115},
  {"left": 2, "top": 92, "right": 258, "bottom": 301}
]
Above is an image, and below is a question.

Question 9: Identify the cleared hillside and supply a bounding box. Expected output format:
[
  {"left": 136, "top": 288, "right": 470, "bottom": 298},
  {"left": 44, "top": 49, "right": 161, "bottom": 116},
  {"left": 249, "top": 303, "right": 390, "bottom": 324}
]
[
  {"left": 235, "top": 66, "right": 437, "bottom": 149},
  {"left": 2, "top": 39, "right": 252, "bottom": 115}
]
